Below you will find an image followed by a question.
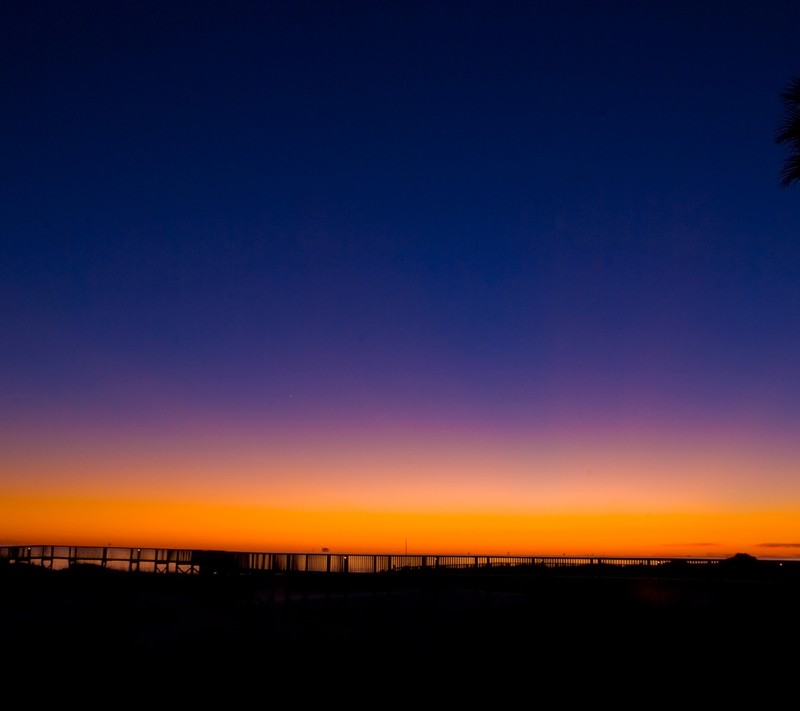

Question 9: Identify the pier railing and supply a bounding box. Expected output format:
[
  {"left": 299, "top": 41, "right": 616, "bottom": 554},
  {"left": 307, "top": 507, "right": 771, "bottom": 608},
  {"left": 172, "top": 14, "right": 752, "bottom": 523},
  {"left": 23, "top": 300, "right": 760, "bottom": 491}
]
[{"left": 0, "top": 544, "right": 739, "bottom": 577}]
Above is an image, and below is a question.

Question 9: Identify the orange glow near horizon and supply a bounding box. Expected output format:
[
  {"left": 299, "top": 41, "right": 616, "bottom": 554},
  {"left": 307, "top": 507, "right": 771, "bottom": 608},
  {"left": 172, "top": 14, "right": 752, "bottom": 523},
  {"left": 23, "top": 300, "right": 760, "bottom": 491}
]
[
  {"left": 3, "top": 424, "right": 799, "bottom": 560},
  {"left": 2, "top": 493, "right": 799, "bottom": 560}
]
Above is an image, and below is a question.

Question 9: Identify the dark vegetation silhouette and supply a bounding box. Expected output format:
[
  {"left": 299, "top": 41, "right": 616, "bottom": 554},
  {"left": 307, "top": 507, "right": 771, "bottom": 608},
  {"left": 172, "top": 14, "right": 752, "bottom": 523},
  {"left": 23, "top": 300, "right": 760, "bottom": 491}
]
[{"left": 776, "top": 75, "right": 800, "bottom": 187}]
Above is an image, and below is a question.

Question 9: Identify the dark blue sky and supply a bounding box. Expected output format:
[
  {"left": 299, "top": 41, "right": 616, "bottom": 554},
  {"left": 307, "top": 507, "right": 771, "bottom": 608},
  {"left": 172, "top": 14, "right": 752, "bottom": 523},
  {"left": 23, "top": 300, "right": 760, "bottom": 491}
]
[{"left": 2, "top": 0, "right": 800, "bottom": 438}]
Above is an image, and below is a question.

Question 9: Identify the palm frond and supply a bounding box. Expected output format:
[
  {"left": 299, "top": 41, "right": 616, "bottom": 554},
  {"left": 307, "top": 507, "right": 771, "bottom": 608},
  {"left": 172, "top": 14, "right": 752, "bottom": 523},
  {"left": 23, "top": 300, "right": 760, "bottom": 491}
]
[
  {"left": 776, "top": 76, "right": 800, "bottom": 187},
  {"left": 779, "top": 154, "right": 800, "bottom": 188},
  {"left": 779, "top": 76, "right": 800, "bottom": 106},
  {"left": 775, "top": 108, "right": 800, "bottom": 144}
]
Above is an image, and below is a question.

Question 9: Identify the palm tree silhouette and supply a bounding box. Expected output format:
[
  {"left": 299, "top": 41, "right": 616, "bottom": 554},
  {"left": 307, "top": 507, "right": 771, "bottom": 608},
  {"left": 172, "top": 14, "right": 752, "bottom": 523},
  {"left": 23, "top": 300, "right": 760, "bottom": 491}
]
[{"left": 776, "top": 75, "right": 800, "bottom": 188}]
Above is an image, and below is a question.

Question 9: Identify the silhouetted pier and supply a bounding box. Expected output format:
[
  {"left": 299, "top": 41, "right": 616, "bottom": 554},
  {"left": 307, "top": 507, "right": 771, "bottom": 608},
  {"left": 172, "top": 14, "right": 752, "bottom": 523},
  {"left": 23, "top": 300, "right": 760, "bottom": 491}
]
[{"left": 2, "top": 544, "right": 797, "bottom": 580}]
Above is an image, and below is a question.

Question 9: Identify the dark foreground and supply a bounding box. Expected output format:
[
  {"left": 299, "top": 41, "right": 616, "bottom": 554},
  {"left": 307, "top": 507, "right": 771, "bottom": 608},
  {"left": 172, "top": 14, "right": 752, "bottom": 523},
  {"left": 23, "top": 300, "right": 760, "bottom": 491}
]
[{"left": 4, "top": 558, "right": 799, "bottom": 694}]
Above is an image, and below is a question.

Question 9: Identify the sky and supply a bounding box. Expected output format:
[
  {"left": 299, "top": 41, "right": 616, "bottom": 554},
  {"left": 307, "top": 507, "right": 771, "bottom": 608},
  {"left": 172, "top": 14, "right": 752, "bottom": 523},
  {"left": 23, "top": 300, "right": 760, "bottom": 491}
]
[{"left": 2, "top": 0, "right": 800, "bottom": 559}]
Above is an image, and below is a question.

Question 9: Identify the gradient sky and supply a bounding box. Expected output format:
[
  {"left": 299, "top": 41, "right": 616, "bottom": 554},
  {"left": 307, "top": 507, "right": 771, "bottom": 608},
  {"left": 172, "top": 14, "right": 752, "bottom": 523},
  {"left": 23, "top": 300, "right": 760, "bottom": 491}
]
[{"left": 2, "top": 0, "right": 800, "bottom": 559}]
